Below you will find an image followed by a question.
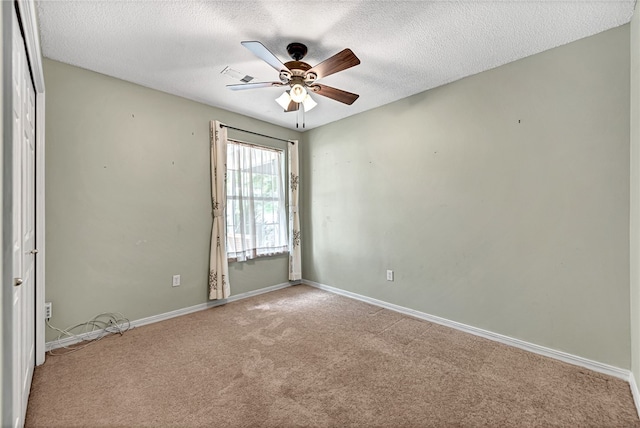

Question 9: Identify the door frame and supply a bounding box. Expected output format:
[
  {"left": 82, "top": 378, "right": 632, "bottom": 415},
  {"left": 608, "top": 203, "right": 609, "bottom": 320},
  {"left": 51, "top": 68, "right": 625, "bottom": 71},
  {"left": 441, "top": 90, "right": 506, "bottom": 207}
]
[{"left": 1, "top": 0, "right": 45, "bottom": 425}]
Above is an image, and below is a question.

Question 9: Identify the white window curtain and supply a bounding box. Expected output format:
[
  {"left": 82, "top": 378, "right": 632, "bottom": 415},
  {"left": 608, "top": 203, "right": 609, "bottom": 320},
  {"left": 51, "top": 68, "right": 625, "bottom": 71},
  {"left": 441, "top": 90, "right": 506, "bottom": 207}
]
[
  {"left": 288, "top": 140, "right": 302, "bottom": 281},
  {"left": 226, "top": 140, "right": 288, "bottom": 261},
  {"left": 209, "top": 121, "right": 230, "bottom": 300}
]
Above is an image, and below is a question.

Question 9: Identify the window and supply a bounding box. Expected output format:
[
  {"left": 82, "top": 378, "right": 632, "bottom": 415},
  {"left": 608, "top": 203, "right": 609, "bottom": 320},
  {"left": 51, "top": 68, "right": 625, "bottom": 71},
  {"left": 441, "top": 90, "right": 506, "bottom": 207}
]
[{"left": 226, "top": 140, "right": 288, "bottom": 262}]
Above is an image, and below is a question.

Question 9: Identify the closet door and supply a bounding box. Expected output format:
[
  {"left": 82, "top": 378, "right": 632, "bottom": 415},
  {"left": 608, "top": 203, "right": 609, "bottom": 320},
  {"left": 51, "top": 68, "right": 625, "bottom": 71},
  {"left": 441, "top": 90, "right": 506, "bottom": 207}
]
[{"left": 10, "top": 6, "right": 36, "bottom": 427}]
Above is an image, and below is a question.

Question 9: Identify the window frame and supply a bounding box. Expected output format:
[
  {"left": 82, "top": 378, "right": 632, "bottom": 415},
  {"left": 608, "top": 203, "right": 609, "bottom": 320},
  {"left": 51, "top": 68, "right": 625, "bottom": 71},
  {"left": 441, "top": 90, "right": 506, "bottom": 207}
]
[{"left": 225, "top": 138, "right": 289, "bottom": 263}]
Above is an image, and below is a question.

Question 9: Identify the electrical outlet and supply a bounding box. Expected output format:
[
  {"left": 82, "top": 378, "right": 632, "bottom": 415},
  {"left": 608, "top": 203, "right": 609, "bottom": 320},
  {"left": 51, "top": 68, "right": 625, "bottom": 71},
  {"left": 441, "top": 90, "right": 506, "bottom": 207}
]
[
  {"left": 386, "top": 270, "right": 394, "bottom": 282},
  {"left": 45, "top": 302, "right": 52, "bottom": 319},
  {"left": 172, "top": 274, "right": 181, "bottom": 287}
]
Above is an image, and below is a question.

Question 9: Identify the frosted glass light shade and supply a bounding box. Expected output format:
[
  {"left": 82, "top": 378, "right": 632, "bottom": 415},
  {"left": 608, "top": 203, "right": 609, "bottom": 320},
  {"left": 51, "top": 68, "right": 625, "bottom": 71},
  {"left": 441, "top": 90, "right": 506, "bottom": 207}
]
[
  {"left": 275, "top": 91, "right": 317, "bottom": 112},
  {"left": 275, "top": 92, "right": 291, "bottom": 110},
  {"left": 302, "top": 94, "right": 317, "bottom": 112},
  {"left": 290, "top": 84, "right": 307, "bottom": 103}
]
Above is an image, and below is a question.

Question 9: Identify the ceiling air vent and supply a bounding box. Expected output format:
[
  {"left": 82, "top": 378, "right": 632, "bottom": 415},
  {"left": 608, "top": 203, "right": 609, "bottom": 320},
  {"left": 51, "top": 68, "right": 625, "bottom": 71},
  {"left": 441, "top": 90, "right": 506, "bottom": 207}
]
[{"left": 221, "top": 66, "right": 254, "bottom": 83}]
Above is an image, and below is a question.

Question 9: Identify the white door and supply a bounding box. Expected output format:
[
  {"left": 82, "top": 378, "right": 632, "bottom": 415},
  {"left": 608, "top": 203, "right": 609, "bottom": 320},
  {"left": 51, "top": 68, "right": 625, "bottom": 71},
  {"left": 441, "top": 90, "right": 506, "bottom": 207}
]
[{"left": 11, "top": 8, "right": 36, "bottom": 428}]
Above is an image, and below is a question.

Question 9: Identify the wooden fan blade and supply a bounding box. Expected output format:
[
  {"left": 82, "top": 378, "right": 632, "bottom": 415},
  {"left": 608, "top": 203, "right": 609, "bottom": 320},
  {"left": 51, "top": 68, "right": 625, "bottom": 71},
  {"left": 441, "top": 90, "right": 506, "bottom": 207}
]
[
  {"left": 227, "top": 82, "right": 283, "bottom": 91},
  {"left": 285, "top": 101, "right": 299, "bottom": 112},
  {"left": 311, "top": 84, "right": 359, "bottom": 105},
  {"left": 241, "top": 41, "right": 290, "bottom": 72},
  {"left": 307, "top": 49, "right": 360, "bottom": 79}
]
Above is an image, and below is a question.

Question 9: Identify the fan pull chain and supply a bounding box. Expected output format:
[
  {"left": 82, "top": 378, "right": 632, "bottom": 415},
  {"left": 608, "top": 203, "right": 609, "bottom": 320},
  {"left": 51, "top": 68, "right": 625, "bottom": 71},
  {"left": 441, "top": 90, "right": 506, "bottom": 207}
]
[{"left": 296, "top": 105, "right": 306, "bottom": 129}]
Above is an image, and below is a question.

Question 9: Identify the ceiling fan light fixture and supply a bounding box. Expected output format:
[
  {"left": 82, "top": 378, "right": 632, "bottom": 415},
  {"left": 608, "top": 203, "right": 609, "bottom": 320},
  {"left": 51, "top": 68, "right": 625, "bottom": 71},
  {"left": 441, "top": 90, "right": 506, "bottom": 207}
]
[
  {"left": 275, "top": 91, "right": 291, "bottom": 110},
  {"left": 302, "top": 94, "right": 317, "bottom": 112},
  {"left": 290, "top": 83, "right": 307, "bottom": 103}
]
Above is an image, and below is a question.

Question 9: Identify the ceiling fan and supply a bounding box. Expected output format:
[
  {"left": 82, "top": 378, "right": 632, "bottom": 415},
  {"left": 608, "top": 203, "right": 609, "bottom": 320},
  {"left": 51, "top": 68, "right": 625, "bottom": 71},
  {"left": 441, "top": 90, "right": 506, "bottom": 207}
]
[{"left": 227, "top": 41, "right": 361, "bottom": 115}]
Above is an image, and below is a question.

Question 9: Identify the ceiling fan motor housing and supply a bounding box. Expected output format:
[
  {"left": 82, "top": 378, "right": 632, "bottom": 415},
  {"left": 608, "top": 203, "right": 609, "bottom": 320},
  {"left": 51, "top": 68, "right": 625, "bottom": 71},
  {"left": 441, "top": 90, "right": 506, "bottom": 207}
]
[{"left": 281, "top": 61, "right": 317, "bottom": 85}]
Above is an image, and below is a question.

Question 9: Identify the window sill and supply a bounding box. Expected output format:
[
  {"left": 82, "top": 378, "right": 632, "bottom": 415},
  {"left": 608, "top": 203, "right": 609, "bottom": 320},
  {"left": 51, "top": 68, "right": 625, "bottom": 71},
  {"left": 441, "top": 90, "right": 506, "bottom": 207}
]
[{"left": 228, "top": 251, "right": 289, "bottom": 264}]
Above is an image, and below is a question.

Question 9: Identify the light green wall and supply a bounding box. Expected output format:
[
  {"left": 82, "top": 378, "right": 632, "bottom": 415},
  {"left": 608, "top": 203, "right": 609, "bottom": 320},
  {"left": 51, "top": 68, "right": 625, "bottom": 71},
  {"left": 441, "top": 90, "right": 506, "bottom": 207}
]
[
  {"left": 44, "top": 59, "right": 300, "bottom": 341},
  {"left": 302, "top": 25, "right": 631, "bottom": 368},
  {"left": 631, "top": 7, "right": 640, "bottom": 387}
]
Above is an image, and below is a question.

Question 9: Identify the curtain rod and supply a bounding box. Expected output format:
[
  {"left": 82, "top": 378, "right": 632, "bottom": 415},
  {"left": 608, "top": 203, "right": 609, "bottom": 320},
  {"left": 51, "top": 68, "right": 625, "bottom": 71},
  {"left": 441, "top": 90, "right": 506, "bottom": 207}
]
[{"left": 221, "top": 124, "right": 295, "bottom": 144}]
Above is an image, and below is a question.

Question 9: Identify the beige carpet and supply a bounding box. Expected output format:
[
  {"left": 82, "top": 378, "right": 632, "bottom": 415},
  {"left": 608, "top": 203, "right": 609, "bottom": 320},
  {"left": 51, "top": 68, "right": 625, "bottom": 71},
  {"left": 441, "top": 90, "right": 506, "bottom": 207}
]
[{"left": 26, "top": 285, "right": 639, "bottom": 427}]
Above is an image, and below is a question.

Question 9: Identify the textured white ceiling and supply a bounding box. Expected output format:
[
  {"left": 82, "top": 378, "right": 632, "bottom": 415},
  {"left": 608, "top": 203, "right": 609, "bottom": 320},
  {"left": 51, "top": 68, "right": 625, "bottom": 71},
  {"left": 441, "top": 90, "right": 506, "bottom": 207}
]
[{"left": 36, "top": 1, "right": 635, "bottom": 131}]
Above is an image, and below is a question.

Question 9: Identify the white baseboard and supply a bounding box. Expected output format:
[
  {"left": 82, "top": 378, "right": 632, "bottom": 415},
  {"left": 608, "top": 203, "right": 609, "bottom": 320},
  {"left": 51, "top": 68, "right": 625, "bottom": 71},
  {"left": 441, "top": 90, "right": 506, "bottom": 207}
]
[
  {"left": 630, "top": 373, "right": 640, "bottom": 419},
  {"left": 302, "top": 279, "right": 631, "bottom": 382},
  {"left": 45, "top": 282, "right": 292, "bottom": 351}
]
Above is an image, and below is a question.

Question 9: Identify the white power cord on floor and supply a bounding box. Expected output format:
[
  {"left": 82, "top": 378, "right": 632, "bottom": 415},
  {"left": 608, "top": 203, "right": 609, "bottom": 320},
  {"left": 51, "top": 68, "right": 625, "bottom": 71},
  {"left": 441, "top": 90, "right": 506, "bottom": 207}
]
[{"left": 46, "top": 312, "right": 131, "bottom": 355}]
